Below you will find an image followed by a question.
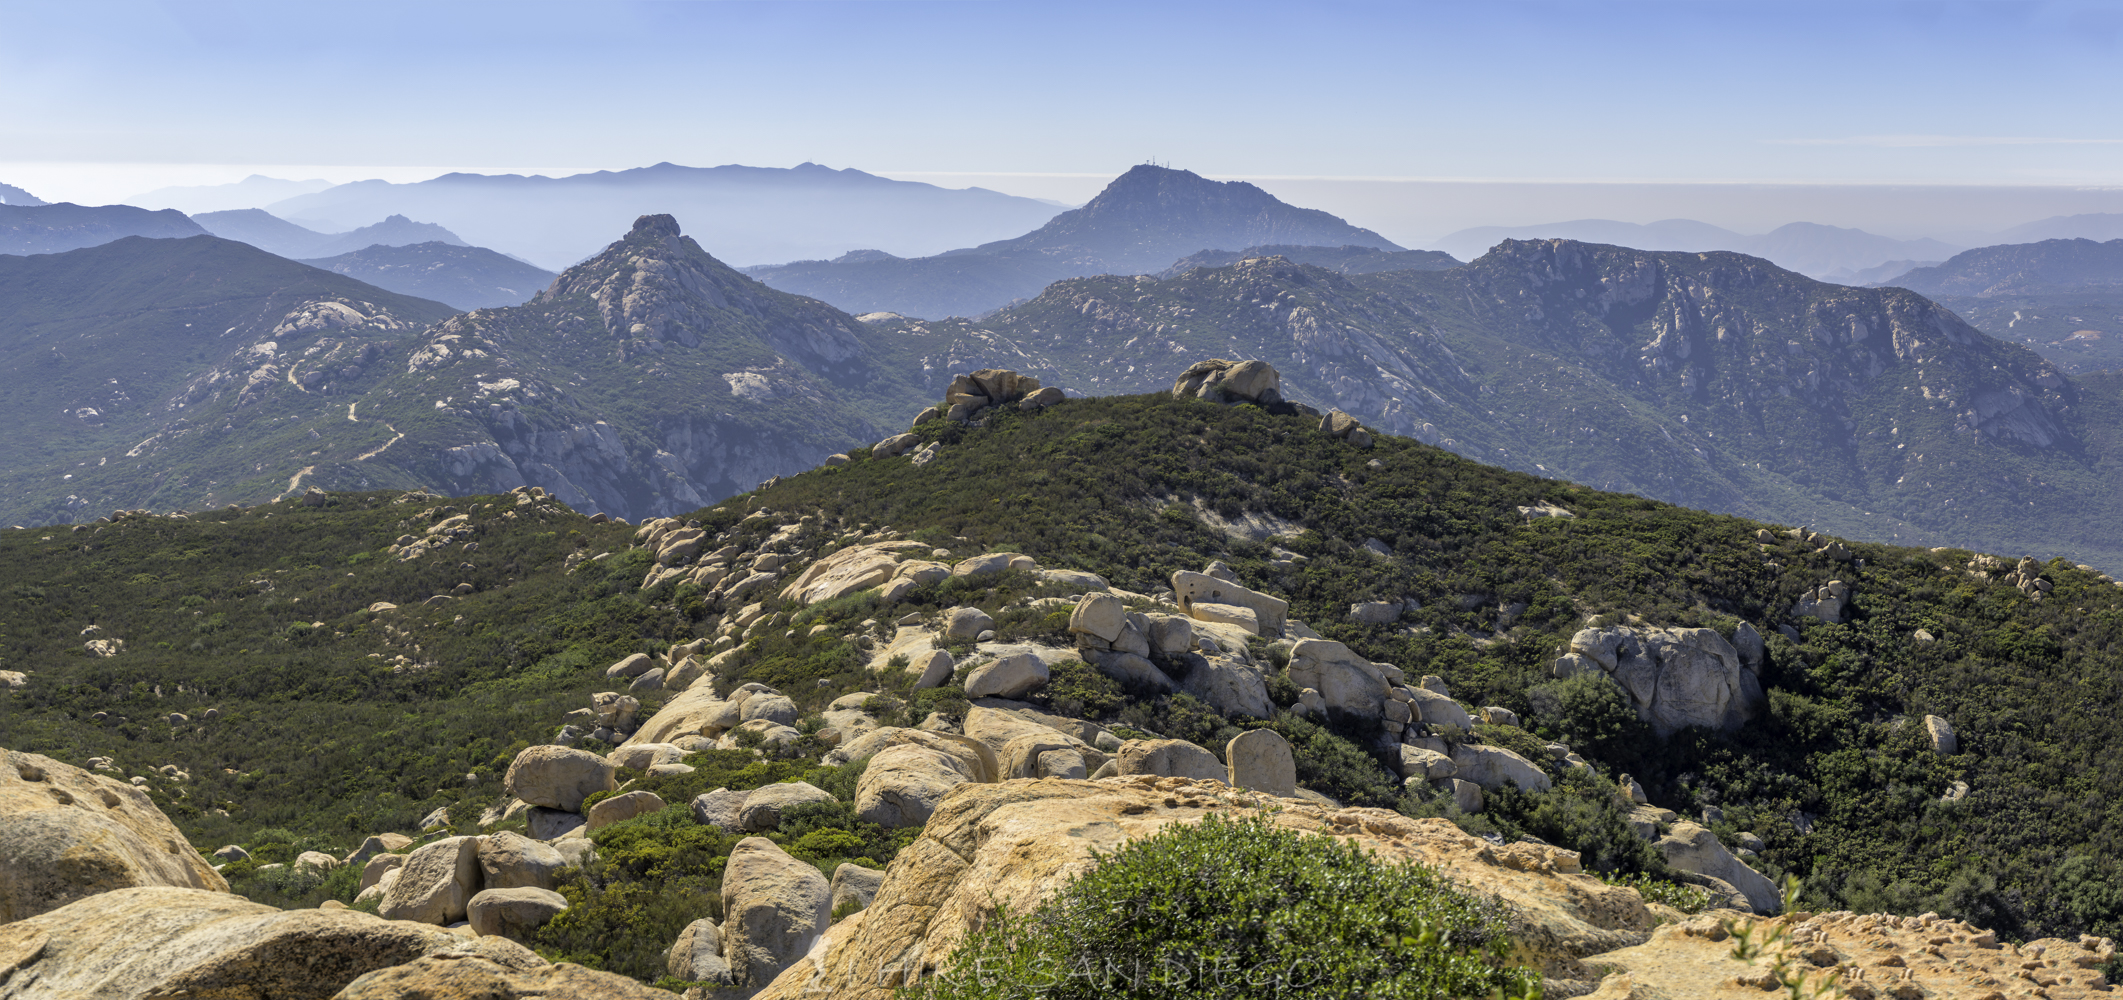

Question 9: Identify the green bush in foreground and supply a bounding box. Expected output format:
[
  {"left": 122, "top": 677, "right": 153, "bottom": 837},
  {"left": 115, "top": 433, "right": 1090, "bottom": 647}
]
[{"left": 903, "top": 813, "right": 1537, "bottom": 1000}]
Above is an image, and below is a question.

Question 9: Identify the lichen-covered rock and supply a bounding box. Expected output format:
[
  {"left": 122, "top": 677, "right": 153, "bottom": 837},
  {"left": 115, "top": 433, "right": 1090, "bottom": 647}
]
[{"left": 1, "top": 748, "right": 227, "bottom": 923}]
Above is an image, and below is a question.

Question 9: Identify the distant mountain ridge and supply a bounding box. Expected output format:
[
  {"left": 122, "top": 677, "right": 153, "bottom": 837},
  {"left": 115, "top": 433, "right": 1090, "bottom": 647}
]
[
  {"left": 1884, "top": 238, "right": 2123, "bottom": 297},
  {"left": 194, "top": 210, "right": 465, "bottom": 259},
  {"left": 0, "top": 203, "right": 206, "bottom": 256},
  {"left": 0, "top": 215, "right": 940, "bottom": 526},
  {"left": 1157, "top": 244, "right": 1461, "bottom": 279},
  {"left": 1429, "top": 218, "right": 1963, "bottom": 281},
  {"left": 745, "top": 165, "right": 1406, "bottom": 318},
  {"left": 124, "top": 174, "right": 334, "bottom": 215},
  {"left": 297, "top": 242, "right": 557, "bottom": 310},
  {"left": 0, "top": 182, "right": 44, "bottom": 207},
  {"left": 851, "top": 237, "right": 2123, "bottom": 571},
  {"left": 262, "top": 162, "right": 1065, "bottom": 269}
]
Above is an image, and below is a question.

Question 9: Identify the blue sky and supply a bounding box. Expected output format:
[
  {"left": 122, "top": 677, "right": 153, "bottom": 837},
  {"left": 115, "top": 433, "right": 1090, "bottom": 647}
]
[{"left": 6, "top": 1, "right": 2123, "bottom": 233}]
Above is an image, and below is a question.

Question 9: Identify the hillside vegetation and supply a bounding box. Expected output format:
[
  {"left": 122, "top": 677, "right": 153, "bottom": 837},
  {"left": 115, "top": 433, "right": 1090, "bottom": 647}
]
[{"left": 6, "top": 386, "right": 2122, "bottom": 966}]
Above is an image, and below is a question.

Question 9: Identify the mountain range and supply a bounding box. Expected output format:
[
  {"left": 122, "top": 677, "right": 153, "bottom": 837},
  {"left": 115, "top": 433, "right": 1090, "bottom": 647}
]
[
  {"left": 0, "top": 181, "right": 45, "bottom": 206},
  {"left": 852, "top": 239, "right": 2123, "bottom": 571},
  {"left": 297, "top": 242, "right": 558, "bottom": 310},
  {"left": 1, "top": 203, "right": 207, "bottom": 255},
  {"left": 123, "top": 174, "right": 335, "bottom": 215},
  {"left": 1880, "top": 238, "right": 2123, "bottom": 375},
  {"left": 1428, "top": 218, "right": 1964, "bottom": 282},
  {"left": 744, "top": 165, "right": 1405, "bottom": 318},
  {"left": 193, "top": 210, "right": 467, "bottom": 259},
  {"left": 0, "top": 217, "right": 937, "bottom": 528},
  {"left": 261, "top": 162, "right": 1066, "bottom": 270}
]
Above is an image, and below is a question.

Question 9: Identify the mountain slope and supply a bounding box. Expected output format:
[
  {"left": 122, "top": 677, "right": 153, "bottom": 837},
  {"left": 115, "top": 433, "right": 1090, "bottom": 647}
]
[
  {"left": 0, "top": 203, "right": 207, "bottom": 255},
  {"left": 1991, "top": 212, "right": 2123, "bottom": 244},
  {"left": 746, "top": 165, "right": 1403, "bottom": 318},
  {"left": 194, "top": 210, "right": 466, "bottom": 259},
  {"left": 1430, "top": 218, "right": 1963, "bottom": 281},
  {"left": 265, "top": 162, "right": 1065, "bottom": 270},
  {"left": 1884, "top": 240, "right": 2123, "bottom": 374},
  {"left": 298, "top": 242, "right": 557, "bottom": 310},
  {"left": 0, "top": 215, "right": 937, "bottom": 527},
  {"left": 1157, "top": 243, "right": 1462, "bottom": 278},
  {"left": 854, "top": 240, "right": 2123, "bottom": 571}
]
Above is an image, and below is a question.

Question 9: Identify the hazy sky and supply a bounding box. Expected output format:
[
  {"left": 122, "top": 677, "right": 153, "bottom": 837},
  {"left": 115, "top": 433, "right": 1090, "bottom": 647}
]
[{"left": 7, "top": 0, "right": 2123, "bottom": 240}]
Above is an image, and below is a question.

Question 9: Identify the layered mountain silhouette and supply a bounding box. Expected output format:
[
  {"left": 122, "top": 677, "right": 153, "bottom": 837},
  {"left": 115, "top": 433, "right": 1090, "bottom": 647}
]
[
  {"left": 0, "top": 216, "right": 935, "bottom": 526},
  {"left": 0, "top": 182, "right": 44, "bottom": 207},
  {"left": 1429, "top": 218, "right": 1962, "bottom": 281},
  {"left": 1, "top": 203, "right": 206, "bottom": 256},
  {"left": 1883, "top": 238, "right": 2123, "bottom": 297},
  {"left": 195, "top": 210, "right": 466, "bottom": 259},
  {"left": 1157, "top": 244, "right": 1461, "bottom": 279},
  {"left": 746, "top": 165, "right": 1405, "bottom": 318},
  {"left": 262, "top": 162, "right": 1064, "bottom": 270},
  {"left": 855, "top": 240, "right": 2123, "bottom": 570},
  {"left": 297, "top": 242, "right": 557, "bottom": 311}
]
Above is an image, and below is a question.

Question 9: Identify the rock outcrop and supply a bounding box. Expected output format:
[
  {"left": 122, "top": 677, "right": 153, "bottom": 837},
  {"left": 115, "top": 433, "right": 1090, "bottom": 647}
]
[
  {"left": 1653, "top": 821, "right": 1780, "bottom": 914},
  {"left": 1551, "top": 626, "right": 1764, "bottom": 737},
  {"left": 751, "top": 777, "right": 1657, "bottom": 999},
  {"left": 502, "top": 745, "right": 616, "bottom": 812},
  {"left": 0, "top": 886, "right": 492, "bottom": 996},
  {"left": 2, "top": 747, "right": 227, "bottom": 923},
  {"left": 856, "top": 740, "right": 984, "bottom": 829},
  {"left": 1169, "top": 358, "right": 1282, "bottom": 405},
  {"left": 1792, "top": 579, "right": 1852, "bottom": 624}
]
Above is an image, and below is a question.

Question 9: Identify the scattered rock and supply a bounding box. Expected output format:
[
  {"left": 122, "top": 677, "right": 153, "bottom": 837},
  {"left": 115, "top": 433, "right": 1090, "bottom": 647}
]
[
  {"left": 1924, "top": 714, "right": 1958, "bottom": 755},
  {"left": 1224, "top": 729, "right": 1296, "bottom": 796},
  {"left": 586, "top": 790, "right": 665, "bottom": 831},
  {"left": 503, "top": 746, "right": 616, "bottom": 812},
  {"left": 856, "top": 742, "right": 981, "bottom": 829},
  {"left": 525, "top": 807, "right": 585, "bottom": 842},
  {"left": 721, "top": 837, "right": 833, "bottom": 989},
  {"left": 1450, "top": 745, "right": 1553, "bottom": 792},
  {"left": 944, "top": 606, "right": 994, "bottom": 640},
  {"left": 1397, "top": 745, "right": 1455, "bottom": 780},
  {"left": 963, "top": 651, "right": 1049, "bottom": 700},
  {"left": 1652, "top": 821, "right": 1780, "bottom": 914},
  {"left": 377, "top": 835, "right": 483, "bottom": 925},
  {"left": 830, "top": 863, "right": 886, "bottom": 915},
  {"left": 740, "top": 781, "right": 837, "bottom": 832},
  {"left": 1552, "top": 626, "right": 1761, "bottom": 737},
  {"left": 1171, "top": 358, "right": 1283, "bottom": 404},
  {"left": 1170, "top": 570, "right": 1288, "bottom": 634},
  {"left": 1792, "top": 579, "right": 1852, "bottom": 624},
  {"left": 346, "top": 832, "right": 413, "bottom": 867},
  {"left": 466, "top": 886, "right": 569, "bottom": 940},
  {"left": 1286, "top": 639, "right": 1393, "bottom": 719},
  {"left": 1114, "top": 739, "right": 1224, "bottom": 781}
]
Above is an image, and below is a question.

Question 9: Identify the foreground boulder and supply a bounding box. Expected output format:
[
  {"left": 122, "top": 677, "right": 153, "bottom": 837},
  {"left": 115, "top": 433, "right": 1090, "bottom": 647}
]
[
  {"left": 751, "top": 777, "right": 1653, "bottom": 1000},
  {"left": 722, "top": 837, "right": 832, "bottom": 989},
  {"left": 856, "top": 741, "right": 983, "bottom": 828},
  {"left": 377, "top": 835, "right": 482, "bottom": 925},
  {"left": 337, "top": 948, "right": 677, "bottom": 998},
  {"left": 0, "top": 886, "right": 477, "bottom": 996},
  {"left": 1114, "top": 739, "right": 1224, "bottom": 781},
  {"left": 466, "top": 886, "right": 569, "bottom": 941},
  {"left": 2, "top": 748, "right": 227, "bottom": 922}
]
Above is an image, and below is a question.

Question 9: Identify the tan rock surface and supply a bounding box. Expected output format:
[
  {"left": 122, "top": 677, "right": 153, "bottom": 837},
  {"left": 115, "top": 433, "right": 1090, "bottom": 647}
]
[
  {"left": 1, "top": 748, "right": 227, "bottom": 923},
  {"left": 333, "top": 950, "right": 677, "bottom": 999},
  {"left": 621, "top": 684, "right": 733, "bottom": 747},
  {"left": 752, "top": 777, "right": 1654, "bottom": 1000},
  {"left": 780, "top": 541, "right": 929, "bottom": 605},
  {"left": 0, "top": 885, "right": 471, "bottom": 998},
  {"left": 1581, "top": 910, "right": 2116, "bottom": 999}
]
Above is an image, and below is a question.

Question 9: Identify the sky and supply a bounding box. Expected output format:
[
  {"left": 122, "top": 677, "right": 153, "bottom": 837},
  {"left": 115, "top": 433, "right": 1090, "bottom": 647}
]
[{"left": 6, "top": 0, "right": 2123, "bottom": 242}]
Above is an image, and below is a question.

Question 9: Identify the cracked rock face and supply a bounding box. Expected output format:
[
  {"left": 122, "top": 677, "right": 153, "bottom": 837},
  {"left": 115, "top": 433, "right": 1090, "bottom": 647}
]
[
  {"left": 1, "top": 748, "right": 228, "bottom": 923},
  {"left": 1553, "top": 626, "right": 1764, "bottom": 737}
]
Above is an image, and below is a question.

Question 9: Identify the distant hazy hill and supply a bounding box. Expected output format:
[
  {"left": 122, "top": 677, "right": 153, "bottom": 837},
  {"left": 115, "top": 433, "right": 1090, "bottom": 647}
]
[
  {"left": 858, "top": 238, "right": 2123, "bottom": 570},
  {"left": 746, "top": 165, "right": 1403, "bottom": 318},
  {"left": 1158, "top": 244, "right": 1461, "bottom": 279},
  {"left": 124, "top": 174, "right": 334, "bottom": 214},
  {"left": 1885, "top": 238, "right": 2123, "bottom": 297},
  {"left": 194, "top": 210, "right": 465, "bottom": 259},
  {"left": 1430, "top": 218, "right": 1962, "bottom": 281},
  {"left": 0, "top": 203, "right": 206, "bottom": 256},
  {"left": 0, "top": 182, "right": 44, "bottom": 207},
  {"left": 0, "top": 216, "right": 939, "bottom": 526},
  {"left": 1988, "top": 213, "right": 2123, "bottom": 244},
  {"left": 263, "top": 162, "right": 1065, "bottom": 270},
  {"left": 298, "top": 242, "right": 557, "bottom": 310}
]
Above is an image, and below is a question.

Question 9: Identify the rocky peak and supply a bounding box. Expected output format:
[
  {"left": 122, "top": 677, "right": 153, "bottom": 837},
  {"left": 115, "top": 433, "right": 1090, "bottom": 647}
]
[{"left": 627, "top": 213, "right": 682, "bottom": 241}]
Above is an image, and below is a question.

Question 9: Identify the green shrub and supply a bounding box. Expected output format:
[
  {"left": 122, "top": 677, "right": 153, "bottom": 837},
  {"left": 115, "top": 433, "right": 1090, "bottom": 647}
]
[
  {"left": 1600, "top": 872, "right": 1712, "bottom": 914},
  {"left": 904, "top": 813, "right": 1536, "bottom": 999},
  {"left": 1525, "top": 672, "right": 1654, "bottom": 773}
]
